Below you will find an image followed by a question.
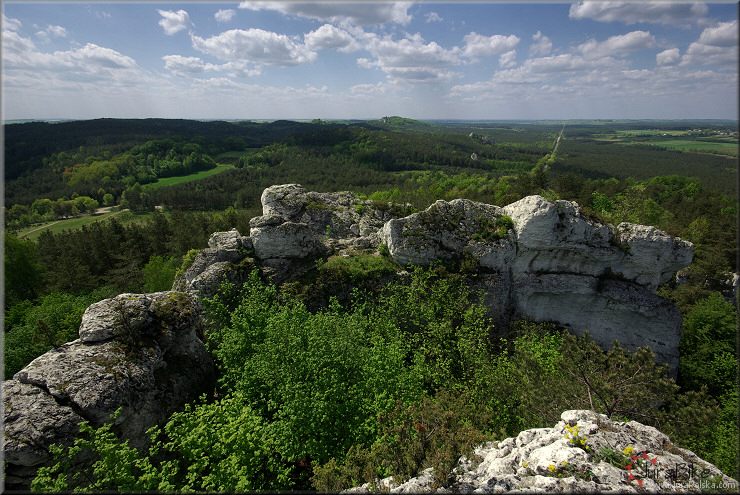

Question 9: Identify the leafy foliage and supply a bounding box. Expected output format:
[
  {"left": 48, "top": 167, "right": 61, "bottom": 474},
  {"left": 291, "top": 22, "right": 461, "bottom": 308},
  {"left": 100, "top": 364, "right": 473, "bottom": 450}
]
[
  {"left": 4, "top": 289, "right": 114, "bottom": 379},
  {"left": 7, "top": 119, "right": 736, "bottom": 488},
  {"left": 32, "top": 397, "right": 291, "bottom": 492}
]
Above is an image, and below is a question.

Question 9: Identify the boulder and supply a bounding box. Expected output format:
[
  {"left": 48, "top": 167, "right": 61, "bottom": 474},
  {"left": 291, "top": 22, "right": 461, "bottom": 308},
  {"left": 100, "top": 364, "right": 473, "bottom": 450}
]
[
  {"left": 173, "top": 228, "right": 254, "bottom": 300},
  {"left": 376, "top": 193, "right": 692, "bottom": 375},
  {"left": 347, "top": 410, "right": 737, "bottom": 493},
  {"left": 379, "top": 199, "right": 515, "bottom": 268},
  {"left": 248, "top": 184, "right": 400, "bottom": 261},
  {"left": 3, "top": 291, "right": 214, "bottom": 491}
]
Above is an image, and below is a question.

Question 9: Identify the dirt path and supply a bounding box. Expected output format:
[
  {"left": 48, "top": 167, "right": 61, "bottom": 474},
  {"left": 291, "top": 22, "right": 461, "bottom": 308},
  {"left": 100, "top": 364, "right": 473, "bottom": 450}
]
[{"left": 22, "top": 221, "right": 61, "bottom": 236}]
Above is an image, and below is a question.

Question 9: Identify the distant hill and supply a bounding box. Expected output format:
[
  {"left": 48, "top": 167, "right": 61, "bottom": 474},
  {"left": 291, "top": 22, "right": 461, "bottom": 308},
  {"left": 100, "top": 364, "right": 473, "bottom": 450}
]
[
  {"left": 3, "top": 118, "right": 318, "bottom": 181},
  {"left": 362, "top": 116, "right": 434, "bottom": 132}
]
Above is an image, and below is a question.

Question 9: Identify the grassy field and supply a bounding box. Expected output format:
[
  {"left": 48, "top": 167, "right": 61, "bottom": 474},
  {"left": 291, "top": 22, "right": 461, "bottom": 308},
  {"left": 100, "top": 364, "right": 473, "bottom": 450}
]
[
  {"left": 17, "top": 210, "right": 159, "bottom": 242},
  {"left": 646, "top": 139, "right": 738, "bottom": 155},
  {"left": 142, "top": 163, "right": 235, "bottom": 191},
  {"left": 614, "top": 129, "right": 689, "bottom": 137}
]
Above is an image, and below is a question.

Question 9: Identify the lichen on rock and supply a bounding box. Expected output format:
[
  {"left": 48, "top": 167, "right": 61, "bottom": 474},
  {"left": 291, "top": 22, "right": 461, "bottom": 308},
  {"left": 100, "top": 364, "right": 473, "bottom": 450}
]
[{"left": 345, "top": 410, "right": 738, "bottom": 493}]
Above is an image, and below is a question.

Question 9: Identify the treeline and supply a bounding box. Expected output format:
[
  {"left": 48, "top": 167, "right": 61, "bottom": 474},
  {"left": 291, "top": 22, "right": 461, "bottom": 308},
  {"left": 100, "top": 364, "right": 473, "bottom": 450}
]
[
  {"left": 4, "top": 119, "right": 323, "bottom": 207},
  {"left": 4, "top": 118, "right": 317, "bottom": 182},
  {"left": 553, "top": 138, "right": 737, "bottom": 196}
]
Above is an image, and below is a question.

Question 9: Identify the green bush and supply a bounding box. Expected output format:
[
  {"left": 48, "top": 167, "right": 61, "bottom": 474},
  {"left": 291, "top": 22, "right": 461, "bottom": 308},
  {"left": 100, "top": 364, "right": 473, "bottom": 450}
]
[
  {"left": 678, "top": 292, "right": 738, "bottom": 397},
  {"left": 32, "top": 396, "right": 291, "bottom": 492},
  {"left": 312, "top": 388, "right": 493, "bottom": 491},
  {"left": 142, "top": 255, "right": 178, "bottom": 292},
  {"left": 205, "top": 271, "right": 424, "bottom": 466},
  {"left": 4, "top": 290, "right": 111, "bottom": 379}
]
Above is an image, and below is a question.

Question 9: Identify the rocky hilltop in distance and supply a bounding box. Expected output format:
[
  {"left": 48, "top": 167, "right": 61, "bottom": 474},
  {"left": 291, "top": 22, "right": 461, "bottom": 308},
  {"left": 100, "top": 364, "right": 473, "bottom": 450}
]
[
  {"left": 3, "top": 184, "right": 695, "bottom": 490},
  {"left": 346, "top": 410, "right": 738, "bottom": 493}
]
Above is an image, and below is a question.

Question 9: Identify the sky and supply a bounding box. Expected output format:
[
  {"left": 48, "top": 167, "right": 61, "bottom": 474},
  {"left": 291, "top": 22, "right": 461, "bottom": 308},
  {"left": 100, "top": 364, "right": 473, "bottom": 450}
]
[{"left": 2, "top": 1, "right": 738, "bottom": 121}]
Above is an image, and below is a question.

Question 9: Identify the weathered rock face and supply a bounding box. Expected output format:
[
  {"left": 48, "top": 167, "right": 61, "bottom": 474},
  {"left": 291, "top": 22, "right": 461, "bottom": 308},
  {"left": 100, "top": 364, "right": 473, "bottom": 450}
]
[
  {"left": 346, "top": 410, "right": 737, "bottom": 493},
  {"left": 249, "top": 186, "right": 692, "bottom": 374},
  {"left": 3, "top": 291, "right": 214, "bottom": 491},
  {"left": 372, "top": 194, "right": 692, "bottom": 374},
  {"left": 379, "top": 199, "right": 516, "bottom": 269},
  {"left": 3, "top": 185, "right": 695, "bottom": 490},
  {"left": 173, "top": 228, "right": 254, "bottom": 300},
  {"left": 249, "top": 184, "right": 401, "bottom": 261}
]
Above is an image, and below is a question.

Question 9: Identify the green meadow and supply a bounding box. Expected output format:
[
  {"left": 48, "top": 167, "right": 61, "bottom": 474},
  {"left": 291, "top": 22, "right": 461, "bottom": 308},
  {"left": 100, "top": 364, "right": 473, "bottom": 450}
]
[
  {"left": 141, "top": 163, "right": 236, "bottom": 191},
  {"left": 17, "top": 210, "right": 159, "bottom": 242}
]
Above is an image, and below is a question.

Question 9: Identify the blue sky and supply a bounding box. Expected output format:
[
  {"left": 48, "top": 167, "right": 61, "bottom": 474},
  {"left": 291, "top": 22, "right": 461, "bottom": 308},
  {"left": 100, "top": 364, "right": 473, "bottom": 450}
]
[{"left": 2, "top": 2, "right": 738, "bottom": 120}]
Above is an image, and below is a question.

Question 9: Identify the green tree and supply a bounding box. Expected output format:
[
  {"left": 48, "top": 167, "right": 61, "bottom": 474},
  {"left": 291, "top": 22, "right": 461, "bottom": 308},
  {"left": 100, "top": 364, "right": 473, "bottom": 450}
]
[
  {"left": 678, "top": 292, "right": 738, "bottom": 397},
  {"left": 33, "top": 398, "right": 291, "bottom": 492},
  {"left": 142, "top": 255, "right": 178, "bottom": 292},
  {"left": 4, "top": 233, "right": 45, "bottom": 307}
]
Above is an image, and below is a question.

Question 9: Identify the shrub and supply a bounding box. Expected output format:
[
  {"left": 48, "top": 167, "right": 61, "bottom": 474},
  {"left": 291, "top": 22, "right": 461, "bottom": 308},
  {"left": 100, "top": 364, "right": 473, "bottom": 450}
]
[
  {"left": 32, "top": 396, "right": 291, "bottom": 492},
  {"left": 205, "top": 271, "right": 424, "bottom": 467},
  {"left": 312, "top": 388, "right": 493, "bottom": 491}
]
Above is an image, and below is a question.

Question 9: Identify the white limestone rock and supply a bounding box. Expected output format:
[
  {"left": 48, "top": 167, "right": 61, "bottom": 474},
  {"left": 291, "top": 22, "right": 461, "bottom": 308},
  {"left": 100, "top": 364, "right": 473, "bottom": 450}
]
[
  {"left": 380, "top": 199, "right": 515, "bottom": 268},
  {"left": 251, "top": 220, "right": 327, "bottom": 259},
  {"left": 3, "top": 291, "right": 215, "bottom": 491},
  {"left": 172, "top": 229, "right": 254, "bottom": 299},
  {"left": 250, "top": 184, "right": 400, "bottom": 260},
  {"left": 347, "top": 410, "right": 737, "bottom": 493}
]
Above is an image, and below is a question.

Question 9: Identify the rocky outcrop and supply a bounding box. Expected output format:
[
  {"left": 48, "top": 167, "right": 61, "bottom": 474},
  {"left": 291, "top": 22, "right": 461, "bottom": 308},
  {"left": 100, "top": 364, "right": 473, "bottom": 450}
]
[
  {"left": 173, "top": 228, "right": 254, "bottom": 300},
  {"left": 347, "top": 410, "right": 738, "bottom": 493},
  {"left": 245, "top": 186, "right": 692, "bottom": 373},
  {"left": 250, "top": 184, "right": 401, "bottom": 260},
  {"left": 372, "top": 194, "right": 692, "bottom": 373},
  {"left": 3, "top": 185, "right": 695, "bottom": 489},
  {"left": 3, "top": 291, "right": 214, "bottom": 491}
]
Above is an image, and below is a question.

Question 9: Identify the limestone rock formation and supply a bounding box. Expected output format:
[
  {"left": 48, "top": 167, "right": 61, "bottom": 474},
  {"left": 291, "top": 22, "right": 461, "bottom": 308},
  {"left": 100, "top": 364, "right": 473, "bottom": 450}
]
[
  {"left": 375, "top": 194, "right": 692, "bottom": 373},
  {"left": 379, "top": 198, "right": 516, "bottom": 269},
  {"left": 245, "top": 187, "right": 692, "bottom": 373},
  {"left": 346, "top": 410, "right": 737, "bottom": 493},
  {"left": 3, "top": 185, "right": 696, "bottom": 489},
  {"left": 3, "top": 291, "right": 214, "bottom": 491},
  {"left": 250, "top": 183, "right": 401, "bottom": 261},
  {"left": 173, "top": 228, "right": 254, "bottom": 300}
]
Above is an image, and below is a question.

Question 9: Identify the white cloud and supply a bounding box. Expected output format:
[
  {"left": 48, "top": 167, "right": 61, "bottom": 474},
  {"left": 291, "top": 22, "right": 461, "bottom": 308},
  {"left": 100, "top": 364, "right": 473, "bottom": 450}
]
[
  {"left": 360, "top": 32, "right": 463, "bottom": 84},
  {"left": 191, "top": 29, "right": 317, "bottom": 66},
  {"left": 681, "top": 21, "right": 739, "bottom": 67},
  {"left": 529, "top": 31, "right": 551, "bottom": 56},
  {"left": 462, "top": 32, "right": 520, "bottom": 58},
  {"left": 656, "top": 48, "right": 680, "bottom": 66},
  {"left": 158, "top": 9, "right": 192, "bottom": 35},
  {"left": 35, "top": 25, "right": 68, "bottom": 42},
  {"left": 2, "top": 13, "right": 22, "bottom": 31},
  {"left": 578, "top": 31, "right": 655, "bottom": 59},
  {"left": 238, "top": 2, "right": 412, "bottom": 26},
  {"left": 305, "top": 24, "right": 359, "bottom": 52},
  {"left": 697, "top": 20, "right": 738, "bottom": 47},
  {"left": 163, "top": 55, "right": 209, "bottom": 74},
  {"left": 350, "top": 82, "right": 390, "bottom": 95},
  {"left": 163, "top": 54, "right": 261, "bottom": 77},
  {"left": 4, "top": 40, "right": 139, "bottom": 85},
  {"left": 425, "top": 12, "right": 443, "bottom": 23},
  {"left": 215, "top": 9, "right": 236, "bottom": 23},
  {"left": 67, "top": 43, "right": 137, "bottom": 69},
  {"left": 3, "top": 29, "right": 36, "bottom": 55},
  {"left": 498, "top": 50, "right": 517, "bottom": 68},
  {"left": 569, "top": 2, "right": 709, "bottom": 26}
]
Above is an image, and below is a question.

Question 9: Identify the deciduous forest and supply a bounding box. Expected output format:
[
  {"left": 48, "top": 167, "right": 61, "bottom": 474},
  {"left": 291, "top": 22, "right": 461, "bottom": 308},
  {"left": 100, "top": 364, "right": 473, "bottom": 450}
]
[{"left": 4, "top": 117, "right": 738, "bottom": 490}]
